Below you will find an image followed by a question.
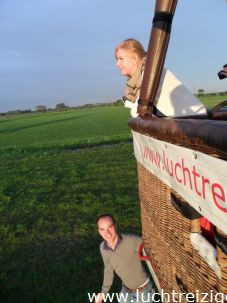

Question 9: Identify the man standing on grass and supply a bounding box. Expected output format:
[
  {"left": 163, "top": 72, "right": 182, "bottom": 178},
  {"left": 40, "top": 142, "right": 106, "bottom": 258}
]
[{"left": 95, "top": 214, "right": 154, "bottom": 303}]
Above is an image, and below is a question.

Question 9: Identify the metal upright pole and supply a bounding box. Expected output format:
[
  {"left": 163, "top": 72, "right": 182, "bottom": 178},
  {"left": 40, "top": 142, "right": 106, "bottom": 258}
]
[{"left": 137, "top": 0, "right": 178, "bottom": 117}]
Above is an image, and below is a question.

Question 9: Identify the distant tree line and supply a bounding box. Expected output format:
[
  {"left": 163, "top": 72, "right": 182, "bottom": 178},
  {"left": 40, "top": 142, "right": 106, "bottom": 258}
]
[
  {"left": 196, "top": 89, "right": 227, "bottom": 97},
  {"left": 2, "top": 89, "right": 227, "bottom": 116},
  {"left": 35, "top": 103, "right": 70, "bottom": 113},
  {"left": 0, "top": 100, "right": 123, "bottom": 116}
]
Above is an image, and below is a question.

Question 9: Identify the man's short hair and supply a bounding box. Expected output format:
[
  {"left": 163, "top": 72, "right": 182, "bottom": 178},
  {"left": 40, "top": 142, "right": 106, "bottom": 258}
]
[{"left": 97, "top": 214, "right": 116, "bottom": 225}]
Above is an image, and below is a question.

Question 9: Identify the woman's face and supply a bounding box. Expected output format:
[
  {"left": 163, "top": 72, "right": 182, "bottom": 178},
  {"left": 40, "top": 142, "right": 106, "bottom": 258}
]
[{"left": 115, "top": 48, "right": 139, "bottom": 77}]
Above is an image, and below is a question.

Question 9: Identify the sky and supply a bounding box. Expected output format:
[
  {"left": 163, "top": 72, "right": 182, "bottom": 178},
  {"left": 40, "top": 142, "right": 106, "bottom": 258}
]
[{"left": 0, "top": 0, "right": 227, "bottom": 113}]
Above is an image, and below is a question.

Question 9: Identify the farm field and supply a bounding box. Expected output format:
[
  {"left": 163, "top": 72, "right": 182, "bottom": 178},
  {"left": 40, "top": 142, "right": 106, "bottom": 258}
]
[
  {"left": 1, "top": 94, "right": 226, "bottom": 150},
  {"left": 0, "top": 143, "right": 139, "bottom": 303},
  {"left": 0, "top": 95, "right": 226, "bottom": 303},
  {"left": 0, "top": 105, "right": 138, "bottom": 303},
  {"left": 198, "top": 94, "right": 227, "bottom": 109},
  {"left": 0, "top": 106, "right": 131, "bottom": 150}
]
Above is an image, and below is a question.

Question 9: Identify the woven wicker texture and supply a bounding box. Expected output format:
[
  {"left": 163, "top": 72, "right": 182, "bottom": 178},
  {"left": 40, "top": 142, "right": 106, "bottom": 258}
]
[{"left": 138, "top": 162, "right": 227, "bottom": 302}]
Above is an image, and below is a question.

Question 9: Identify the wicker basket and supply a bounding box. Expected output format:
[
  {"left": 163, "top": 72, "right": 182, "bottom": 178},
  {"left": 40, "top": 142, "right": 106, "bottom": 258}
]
[{"left": 129, "top": 117, "right": 227, "bottom": 302}]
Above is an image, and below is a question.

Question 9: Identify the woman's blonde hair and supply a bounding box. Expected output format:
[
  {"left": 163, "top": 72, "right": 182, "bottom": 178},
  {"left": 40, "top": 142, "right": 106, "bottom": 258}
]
[{"left": 115, "top": 38, "right": 146, "bottom": 59}]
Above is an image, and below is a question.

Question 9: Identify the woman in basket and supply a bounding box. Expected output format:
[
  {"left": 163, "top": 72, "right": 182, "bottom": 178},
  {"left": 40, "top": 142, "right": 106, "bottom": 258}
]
[{"left": 115, "top": 38, "right": 207, "bottom": 118}]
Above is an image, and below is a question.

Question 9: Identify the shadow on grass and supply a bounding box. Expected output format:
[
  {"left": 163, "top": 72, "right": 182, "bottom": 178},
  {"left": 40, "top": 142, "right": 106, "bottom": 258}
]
[
  {"left": 0, "top": 113, "right": 96, "bottom": 134},
  {"left": 0, "top": 235, "right": 105, "bottom": 303}
]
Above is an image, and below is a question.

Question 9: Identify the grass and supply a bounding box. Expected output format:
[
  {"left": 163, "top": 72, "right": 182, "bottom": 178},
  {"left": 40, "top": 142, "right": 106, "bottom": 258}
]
[
  {"left": 0, "top": 143, "right": 140, "bottom": 303},
  {"left": 1, "top": 95, "right": 226, "bottom": 150},
  {"left": 0, "top": 106, "right": 139, "bottom": 303},
  {"left": 0, "top": 106, "right": 131, "bottom": 150},
  {"left": 198, "top": 94, "right": 227, "bottom": 108}
]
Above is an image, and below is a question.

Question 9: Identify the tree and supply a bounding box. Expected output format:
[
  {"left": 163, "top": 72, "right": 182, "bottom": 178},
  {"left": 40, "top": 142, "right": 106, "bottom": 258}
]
[
  {"left": 36, "top": 105, "right": 47, "bottom": 113},
  {"left": 55, "top": 102, "right": 67, "bottom": 111},
  {"left": 197, "top": 88, "right": 205, "bottom": 96}
]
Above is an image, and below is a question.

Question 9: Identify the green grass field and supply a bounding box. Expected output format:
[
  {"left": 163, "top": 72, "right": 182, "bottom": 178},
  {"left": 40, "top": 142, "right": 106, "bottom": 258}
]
[
  {"left": 0, "top": 96, "right": 226, "bottom": 303},
  {"left": 198, "top": 94, "right": 227, "bottom": 109},
  {"left": 0, "top": 143, "right": 139, "bottom": 303},
  {"left": 0, "top": 105, "right": 138, "bottom": 303},
  {"left": 0, "top": 106, "right": 131, "bottom": 150},
  {"left": 1, "top": 94, "right": 226, "bottom": 150},
  {"left": 1, "top": 95, "right": 226, "bottom": 150}
]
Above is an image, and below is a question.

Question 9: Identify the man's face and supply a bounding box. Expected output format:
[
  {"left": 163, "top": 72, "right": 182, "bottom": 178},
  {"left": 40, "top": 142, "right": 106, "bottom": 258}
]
[
  {"left": 98, "top": 216, "right": 118, "bottom": 245},
  {"left": 115, "top": 48, "right": 139, "bottom": 77}
]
